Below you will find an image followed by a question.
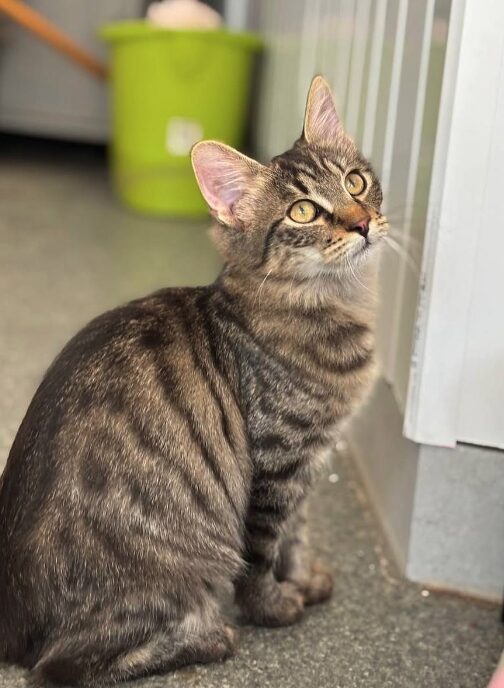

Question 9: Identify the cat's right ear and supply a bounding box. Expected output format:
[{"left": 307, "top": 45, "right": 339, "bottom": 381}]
[
  {"left": 303, "top": 75, "right": 345, "bottom": 147},
  {"left": 191, "top": 141, "right": 264, "bottom": 227}
]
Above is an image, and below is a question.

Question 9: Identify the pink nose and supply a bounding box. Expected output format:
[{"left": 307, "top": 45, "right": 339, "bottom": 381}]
[{"left": 348, "top": 218, "right": 370, "bottom": 239}]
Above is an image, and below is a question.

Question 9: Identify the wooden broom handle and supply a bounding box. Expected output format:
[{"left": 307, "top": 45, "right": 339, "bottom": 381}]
[{"left": 0, "top": 0, "right": 107, "bottom": 79}]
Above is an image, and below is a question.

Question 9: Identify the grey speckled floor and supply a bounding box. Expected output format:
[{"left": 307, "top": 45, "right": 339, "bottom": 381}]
[{"left": 0, "top": 136, "right": 502, "bottom": 688}]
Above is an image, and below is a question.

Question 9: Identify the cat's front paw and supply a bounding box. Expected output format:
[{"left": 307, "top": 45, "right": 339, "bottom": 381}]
[
  {"left": 297, "top": 560, "right": 333, "bottom": 606},
  {"left": 239, "top": 580, "right": 304, "bottom": 627},
  {"left": 264, "top": 581, "right": 305, "bottom": 626}
]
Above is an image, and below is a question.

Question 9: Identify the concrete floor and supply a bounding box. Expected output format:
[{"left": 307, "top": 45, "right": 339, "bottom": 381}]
[{"left": 0, "top": 136, "right": 502, "bottom": 687}]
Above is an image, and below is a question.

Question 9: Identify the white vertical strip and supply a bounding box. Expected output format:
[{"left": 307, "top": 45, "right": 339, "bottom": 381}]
[
  {"left": 403, "top": 0, "right": 467, "bottom": 444},
  {"left": 380, "top": 0, "right": 408, "bottom": 196},
  {"left": 332, "top": 0, "right": 356, "bottom": 109},
  {"left": 318, "top": 0, "right": 338, "bottom": 94},
  {"left": 386, "top": 0, "right": 436, "bottom": 382},
  {"left": 345, "top": 0, "right": 372, "bottom": 136},
  {"left": 456, "top": 49, "right": 504, "bottom": 448},
  {"left": 273, "top": 0, "right": 288, "bottom": 151},
  {"left": 375, "top": 0, "right": 408, "bottom": 384},
  {"left": 279, "top": 0, "right": 304, "bottom": 150},
  {"left": 263, "top": 0, "right": 281, "bottom": 157},
  {"left": 298, "top": 0, "right": 322, "bottom": 119},
  {"left": 255, "top": 0, "right": 271, "bottom": 159},
  {"left": 361, "top": 0, "right": 387, "bottom": 157}
]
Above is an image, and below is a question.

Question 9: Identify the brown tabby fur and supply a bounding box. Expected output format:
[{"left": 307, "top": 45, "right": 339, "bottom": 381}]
[{"left": 0, "top": 77, "right": 388, "bottom": 685}]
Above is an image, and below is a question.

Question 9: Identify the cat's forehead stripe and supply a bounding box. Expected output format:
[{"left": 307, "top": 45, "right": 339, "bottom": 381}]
[
  {"left": 304, "top": 190, "right": 333, "bottom": 212},
  {"left": 291, "top": 163, "right": 318, "bottom": 180},
  {"left": 323, "top": 159, "right": 345, "bottom": 175},
  {"left": 288, "top": 177, "right": 310, "bottom": 196}
]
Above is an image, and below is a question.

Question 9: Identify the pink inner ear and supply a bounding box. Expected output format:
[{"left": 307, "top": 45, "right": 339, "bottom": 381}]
[{"left": 193, "top": 145, "right": 249, "bottom": 218}]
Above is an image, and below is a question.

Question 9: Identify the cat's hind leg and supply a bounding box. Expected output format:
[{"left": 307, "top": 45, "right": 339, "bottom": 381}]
[{"left": 32, "top": 599, "right": 235, "bottom": 686}]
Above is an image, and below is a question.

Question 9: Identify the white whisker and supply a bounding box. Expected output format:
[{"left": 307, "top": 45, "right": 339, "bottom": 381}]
[
  {"left": 387, "top": 227, "right": 421, "bottom": 248},
  {"left": 383, "top": 236, "right": 420, "bottom": 275},
  {"left": 253, "top": 269, "right": 273, "bottom": 308},
  {"left": 344, "top": 252, "right": 373, "bottom": 293}
]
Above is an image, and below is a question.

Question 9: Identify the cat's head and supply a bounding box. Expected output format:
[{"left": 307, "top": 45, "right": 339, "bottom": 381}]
[{"left": 191, "top": 76, "right": 387, "bottom": 282}]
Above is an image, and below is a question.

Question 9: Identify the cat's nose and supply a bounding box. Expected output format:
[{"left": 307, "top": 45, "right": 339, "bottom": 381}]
[{"left": 348, "top": 218, "right": 370, "bottom": 239}]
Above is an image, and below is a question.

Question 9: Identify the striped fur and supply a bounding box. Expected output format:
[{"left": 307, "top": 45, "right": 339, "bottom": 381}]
[{"left": 0, "top": 76, "right": 388, "bottom": 684}]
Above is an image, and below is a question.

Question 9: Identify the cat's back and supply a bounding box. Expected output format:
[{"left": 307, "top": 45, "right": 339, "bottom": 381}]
[
  {"left": 0, "top": 283, "right": 244, "bottom": 569},
  {"left": 0, "top": 287, "right": 177, "bottom": 527},
  {"left": 2, "top": 285, "right": 190, "bottom": 453}
]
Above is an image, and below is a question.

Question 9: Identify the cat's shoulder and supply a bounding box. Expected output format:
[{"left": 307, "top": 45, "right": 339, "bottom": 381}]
[{"left": 45, "top": 286, "right": 209, "bottom": 378}]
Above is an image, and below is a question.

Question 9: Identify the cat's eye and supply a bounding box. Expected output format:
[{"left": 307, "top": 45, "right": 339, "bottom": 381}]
[
  {"left": 288, "top": 200, "right": 318, "bottom": 224},
  {"left": 345, "top": 171, "right": 366, "bottom": 196}
]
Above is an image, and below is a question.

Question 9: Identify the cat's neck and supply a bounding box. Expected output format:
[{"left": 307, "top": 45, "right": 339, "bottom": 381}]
[{"left": 217, "top": 259, "right": 379, "bottom": 330}]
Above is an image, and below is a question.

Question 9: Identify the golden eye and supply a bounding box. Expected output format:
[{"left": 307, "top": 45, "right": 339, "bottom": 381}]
[
  {"left": 345, "top": 171, "right": 366, "bottom": 196},
  {"left": 288, "top": 200, "right": 318, "bottom": 224}
]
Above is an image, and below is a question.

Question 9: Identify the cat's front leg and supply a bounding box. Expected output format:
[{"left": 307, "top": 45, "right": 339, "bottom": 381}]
[
  {"left": 235, "top": 467, "right": 307, "bottom": 627},
  {"left": 275, "top": 499, "right": 333, "bottom": 606}
]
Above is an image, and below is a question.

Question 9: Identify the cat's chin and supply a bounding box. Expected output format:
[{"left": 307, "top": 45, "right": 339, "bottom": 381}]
[
  {"left": 299, "top": 244, "right": 377, "bottom": 280},
  {"left": 348, "top": 236, "right": 374, "bottom": 257},
  {"left": 347, "top": 237, "right": 384, "bottom": 266}
]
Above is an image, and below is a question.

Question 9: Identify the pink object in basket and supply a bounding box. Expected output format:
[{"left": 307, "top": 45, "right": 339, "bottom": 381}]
[{"left": 146, "top": 0, "right": 222, "bottom": 29}]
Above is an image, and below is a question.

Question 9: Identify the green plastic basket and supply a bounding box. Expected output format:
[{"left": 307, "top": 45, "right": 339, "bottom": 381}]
[{"left": 100, "top": 22, "right": 261, "bottom": 217}]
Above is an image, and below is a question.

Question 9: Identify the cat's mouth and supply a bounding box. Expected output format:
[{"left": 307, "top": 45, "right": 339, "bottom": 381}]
[
  {"left": 350, "top": 235, "right": 372, "bottom": 257},
  {"left": 355, "top": 222, "right": 387, "bottom": 254}
]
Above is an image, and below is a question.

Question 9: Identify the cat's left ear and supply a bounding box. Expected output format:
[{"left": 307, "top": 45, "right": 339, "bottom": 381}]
[
  {"left": 191, "top": 141, "right": 265, "bottom": 227},
  {"left": 303, "top": 75, "right": 345, "bottom": 147}
]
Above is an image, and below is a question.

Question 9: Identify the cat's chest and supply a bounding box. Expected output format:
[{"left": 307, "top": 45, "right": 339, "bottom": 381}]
[{"left": 242, "top": 330, "right": 376, "bottom": 437}]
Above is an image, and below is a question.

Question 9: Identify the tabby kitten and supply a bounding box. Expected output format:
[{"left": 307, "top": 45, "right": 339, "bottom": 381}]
[{"left": 0, "top": 76, "right": 387, "bottom": 685}]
